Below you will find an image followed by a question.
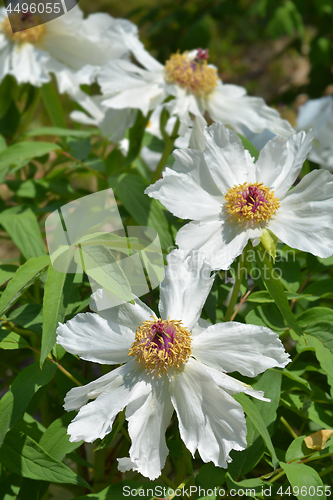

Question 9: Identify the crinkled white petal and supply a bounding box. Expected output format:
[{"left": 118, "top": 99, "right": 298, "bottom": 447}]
[
  {"left": 192, "top": 321, "right": 290, "bottom": 377},
  {"left": 255, "top": 131, "right": 314, "bottom": 199},
  {"left": 268, "top": 168, "right": 333, "bottom": 258},
  {"left": 67, "top": 360, "right": 150, "bottom": 442},
  {"left": 191, "top": 318, "right": 212, "bottom": 337},
  {"left": 201, "top": 364, "right": 270, "bottom": 402},
  {"left": 124, "top": 375, "right": 174, "bottom": 480},
  {"left": 203, "top": 123, "right": 256, "bottom": 192},
  {"left": 10, "top": 43, "right": 50, "bottom": 86},
  {"left": 205, "top": 85, "right": 294, "bottom": 137},
  {"left": 90, "top": 289, "right": 155, "bottom": 330},
  {"left": 145, "top": 164, "right": 223, "bottom": 220},
  {"left": 57, "top": 312, "right": 134, "bottom": 365},
  {"left": 158, "top": 249, "right": 214, "bottom": 330},
  {"left": 169, "top": 358, "right": 247, "bottom": 468},
  {"left": 175, "top": 219, "right": 252, "bottom": 271}
]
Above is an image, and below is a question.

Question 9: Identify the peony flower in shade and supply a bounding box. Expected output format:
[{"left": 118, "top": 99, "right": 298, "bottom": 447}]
[
  {"left": 145, "top": 123, "right": 333, "bottom": 271},
  {"left": 56, "top": 250, "right": 290, "bottom": 480},
  {"left": 0, "top": 5, "right": 137, "bottom": 94},
  {"left": 297, "top": 96, "right": 333, "bottom": 172},
  {"left": 96, "top": 31, "right": 294, "bottom": 149}
]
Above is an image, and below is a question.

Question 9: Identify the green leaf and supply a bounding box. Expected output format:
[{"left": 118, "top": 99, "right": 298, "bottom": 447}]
[
  {"left": 237, "top": 133, "right": 259, "bottom": 161},
  {"left": 255, "top": 245, "right": 303, "bottom": 336},
  {"left": 26, "top": 126, "right": 96, "bottom": 138},
  {"left": 8, "top": 303, "right": 43, "bottom": 336},
  {"left": 39, "top": 413, "right": 82, "bottom": 461},
  {"left": 0, "top": 255, "right": 50, "bottom": 316},
  {"left": 0, "top": 264, "right": 17, "bottom": 287},
  {"left": 260, "top": 228, "right": 278, "bottom": 261},
  {"left": 0, "top": 429, "right": 90, "bottom": 489},
  {"left": 247, "top": 290, "right": 309, "bottom": 303},
  {"left": 285, "top": 435, "right": 313, "bottom": 462},
  {"left": 74, "top": 244, "right": 134, "bottom": 304},
  {"left": 0, "top": 208, "right": 46, "bottom": 261},
  {"left": 233, "top": 393, "right": 279, "bottom": 469},
  {"left": 41, "top": 82, "right": 66, "bottom": 128},
  {"left": 297, "top": 307, "right": 333, "bottom": 327},
  {"left": 0, "top": 474, "right": 21, "bottom": 500},
  {"left": 0, "top": 360, "right": 57, "bottom": 446},
  {"left": 297, "top": 334, "right": 333, "bottom": 397},
  {"left": 0, "top": 141, "right": 61, "bottom": 174},
  {"left": 0, "top": 330, "right": 30, "bottom": 350},
  {"left": 73, "top": 480, "right": 155, "bottom": 500},
  {"left": 280, "top": 462, "right": 326, "bottom": 500},
  {"left": 110, "top": 173, "right": 173, "bottom": 250},
  {"left": 226, "top": 474, "right": 271, "bottom": 496},
  {"left": 195, "top": 463, "right": 226, "bottom": 492},
  {"left": 41, "top": 265, "right": 75, "bottom": 365}
]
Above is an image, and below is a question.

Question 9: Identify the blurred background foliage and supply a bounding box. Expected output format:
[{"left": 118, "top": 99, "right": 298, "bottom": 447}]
[{"left": 80, "top": 0, "right": 333, "bottom": 112}]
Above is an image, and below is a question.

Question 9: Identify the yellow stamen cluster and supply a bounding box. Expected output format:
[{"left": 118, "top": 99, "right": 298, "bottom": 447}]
[
  {"left": 1, "top": 15, "right": 45, "bottom": 44},
  {"left": 164, "top": 52, "right": 218, "bottom": 97},
  {"left": 129, "top": 317, "right": 192, "bottom": 376},
  {"left": 225, "top": 182, "right": 280, "bottom": 223}
]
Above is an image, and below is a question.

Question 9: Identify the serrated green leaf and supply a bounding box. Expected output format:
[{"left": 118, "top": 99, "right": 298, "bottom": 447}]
[
  {"left": 0, "top": 429, "right": 90, "bottom": 489},
  {"left": 41, "top": 265, "right": 75, "bottom": 365},
  {"left": 0, "top": 360, "right": 57, "bottom": 446},
  {"left": 0, "top": 208, "right": 46, "bottom": 261},
  {"left": 0, "top": 255, "right": 49, "bottom": 316},
  {"left": 280, "top": 462, "right": 326, "bottom": 500},
  {"left": 0, "top": 330, "right": 30, "bottom": 350}
]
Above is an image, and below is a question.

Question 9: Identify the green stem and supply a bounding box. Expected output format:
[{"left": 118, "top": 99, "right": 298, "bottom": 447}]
[
  {"left": 152, "top": 118, "right": 180, "bottom": 183},
  {"left": 224, "top": 252, "right": 246, "bottom": 322},
  {"left": 280, "top": 416, "right": 298, "bottom": 440},
  {"left": 15, "top": 88, "right": 41, "bottom": 139}
]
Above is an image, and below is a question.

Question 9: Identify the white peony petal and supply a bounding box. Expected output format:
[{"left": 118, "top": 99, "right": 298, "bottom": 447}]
[
  {"left": 169, "top": 358, "right": 247, "bottom": 468},
  {"left": 255, "top": 131, "right": 314, "bottom": 199},
  {"left": 203, "top": 123, "right": 256, "bottom": 192},
  {"left": 202, "top": 365, "right": 270, "bottom": 402},
  {"left": 145, "top": 165, "right": 223, "bottom": 220},
  {"left": 124, "top": 375, "right": 174, "bottom": 480},
  {"left": 269, "top": 169, "right": 333, "bottom": 258},
  {"left": 10, "top": 44, "right": 50, "bottom": 86},
  {"left": 56, "top": 312, "right": 134, "bottom": 365},
  {"left": 158, "top": 249, "right": 214, "bottom": 330},
  {"left": 67, "top": 360, "right": 150, "bottom": 442},
  {"left": 175, "top": 219, "right": 251, "bottom": 270},
  {"left": 90, "top": 289, "right": 155, "bottom": 330},
  {"left": 206, "top": 86, "right": 294, "bottom": 137},
  {"left": 192, "top": 322, "right": 290, "bottom": 377}
]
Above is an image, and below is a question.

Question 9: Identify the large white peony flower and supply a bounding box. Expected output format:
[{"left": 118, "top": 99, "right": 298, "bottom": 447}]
[
  {"left": 57, "top": 250, "right": 290, "bottom": 480},
  {"left": 0, "top": 5, "right": 137, "bottom": 94},
  {"left": 96, "top": 31, "right": 294, "bottom": 149},
  {"left": 297, "top": 96, "right": 333, "bottom": 172},
  {"left": 146, "top": 123, "right": 333, "bottom": 270}
]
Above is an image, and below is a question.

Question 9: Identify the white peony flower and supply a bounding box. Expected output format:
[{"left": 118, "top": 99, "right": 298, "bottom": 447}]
[
  {"left": 146, "top": 123, "right": 333, "bottom": 270},
  {"left": 297, "top": 96, "right": 333, "bottom": 172},
  {"left": 0, "top": 5, "right": 137, "bottom": 94},
  {"left": 97, "top": 32, "right": 294, "bottom": 149},
  {"left": 57, "top": 250, "right": 290, "bottom": 480}
]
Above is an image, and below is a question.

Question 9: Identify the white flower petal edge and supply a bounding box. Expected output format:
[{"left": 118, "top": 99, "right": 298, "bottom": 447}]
[
  {"left": 192, "top": 322, "right": 290, "bottom": 377},
  {"left": 56, "top": 312, "right": 134, "bottom": 365},
  {"left": 158, "top": 249, "right": 214, "bottom": 330},
  {"left": 169, "top": 358, "right": 247, "bottom": 468}
]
